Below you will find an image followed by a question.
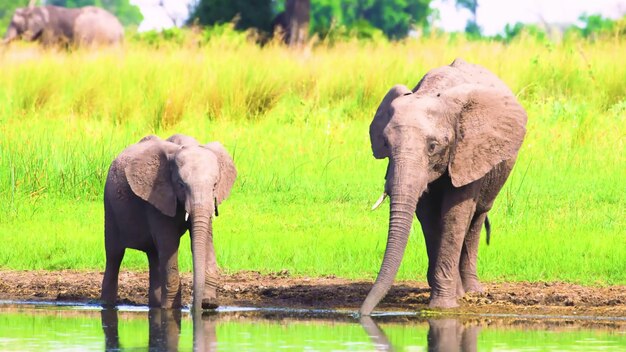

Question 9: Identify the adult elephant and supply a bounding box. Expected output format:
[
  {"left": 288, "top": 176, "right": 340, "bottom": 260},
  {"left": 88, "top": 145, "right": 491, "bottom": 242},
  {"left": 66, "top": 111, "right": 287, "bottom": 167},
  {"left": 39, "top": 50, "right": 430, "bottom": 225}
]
[
  {"left": 2, "top": 2, "right": 124, "bottom": 47},
  {"left": 360, "top": 58, "right": 527, "bottom": 315},
  {"left": 101, "top": 134, "right": 237, "bottom": 311}
]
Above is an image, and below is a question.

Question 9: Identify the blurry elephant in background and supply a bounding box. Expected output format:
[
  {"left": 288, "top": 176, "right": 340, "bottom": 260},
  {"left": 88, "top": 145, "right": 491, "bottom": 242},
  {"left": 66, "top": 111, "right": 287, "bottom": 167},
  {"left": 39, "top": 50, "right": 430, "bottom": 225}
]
[
  {"left": 360, "top": 58, "right": 527, "bottom": 315},
  {"left": 101, "top": 134, "right": 237, "bottom": 311},
  {"left": 3, "top": 3, "right": 124, "bottom": 47}
]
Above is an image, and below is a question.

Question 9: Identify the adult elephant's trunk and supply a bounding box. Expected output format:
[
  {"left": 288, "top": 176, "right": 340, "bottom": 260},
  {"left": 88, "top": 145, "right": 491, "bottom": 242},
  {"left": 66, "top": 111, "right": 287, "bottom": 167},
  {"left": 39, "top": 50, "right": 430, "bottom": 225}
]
[
  {"left": 190, "top": 206, "right": 212, "bottom": 312},
  {"left": 360, "top": 157, "right": 426, "bottom": 316}
]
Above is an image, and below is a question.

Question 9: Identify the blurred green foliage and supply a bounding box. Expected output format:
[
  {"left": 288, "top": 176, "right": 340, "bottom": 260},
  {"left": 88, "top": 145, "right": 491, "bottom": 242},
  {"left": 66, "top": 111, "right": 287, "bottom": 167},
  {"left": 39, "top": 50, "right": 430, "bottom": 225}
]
[
  {"left": 310, "top": 0, "right": 432, "bottom": 39},
  {"left": 189, "top": 0, "right": 274, "bottom": 33},
  {"left": 188, "top": 0, "right": 432, "bottom": 40},
  {"left": 0, "top": 0, "right": 21, "bottom": 30},
  {"left": 496, "top": 14, "right": 626, "bottom": 43}
]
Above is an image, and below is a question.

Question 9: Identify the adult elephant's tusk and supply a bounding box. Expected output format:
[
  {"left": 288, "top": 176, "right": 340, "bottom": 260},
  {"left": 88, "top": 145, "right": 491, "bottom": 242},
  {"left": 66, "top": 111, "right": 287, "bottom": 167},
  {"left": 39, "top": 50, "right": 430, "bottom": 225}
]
[
  {"left": 371, "top": 192, "right": 387, "bottom": 210},
  {"left": 185, "top": 212, "right": 189, "bottom": 221}
]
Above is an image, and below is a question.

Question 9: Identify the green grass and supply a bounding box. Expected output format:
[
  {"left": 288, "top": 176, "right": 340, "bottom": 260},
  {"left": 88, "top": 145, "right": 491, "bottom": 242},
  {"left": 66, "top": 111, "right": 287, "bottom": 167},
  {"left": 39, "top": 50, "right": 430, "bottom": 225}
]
[{"left": 0, "top": 33, "right": 624, "bottom": 285}]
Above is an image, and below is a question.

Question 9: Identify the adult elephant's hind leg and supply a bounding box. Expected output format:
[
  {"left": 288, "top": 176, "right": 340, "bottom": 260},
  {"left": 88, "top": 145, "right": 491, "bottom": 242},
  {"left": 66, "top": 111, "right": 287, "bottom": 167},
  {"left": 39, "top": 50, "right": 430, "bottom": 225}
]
[{"left": 459, "top": 212, "right": 487, "bottom": 293}]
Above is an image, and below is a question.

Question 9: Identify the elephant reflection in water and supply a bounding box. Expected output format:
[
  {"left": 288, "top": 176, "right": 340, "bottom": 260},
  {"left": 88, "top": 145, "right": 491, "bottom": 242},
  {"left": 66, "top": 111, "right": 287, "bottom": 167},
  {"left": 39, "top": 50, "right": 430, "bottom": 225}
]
[
  {"left": 359, "top": 316, "right": 480, "bottom": 352},
  {"left": 100, "top": 309, "right": 217, "bottom": 351}
]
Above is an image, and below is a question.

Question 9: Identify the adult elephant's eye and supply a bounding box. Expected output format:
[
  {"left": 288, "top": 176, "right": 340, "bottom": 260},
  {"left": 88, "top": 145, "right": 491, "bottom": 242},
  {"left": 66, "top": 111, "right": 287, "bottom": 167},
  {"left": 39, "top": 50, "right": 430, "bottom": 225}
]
[
  {"left": 428, "top": 141, "right": 439, "bottom": 154},
  {"left": 177, "top": 180, "right": 186, "bottom": 189}
]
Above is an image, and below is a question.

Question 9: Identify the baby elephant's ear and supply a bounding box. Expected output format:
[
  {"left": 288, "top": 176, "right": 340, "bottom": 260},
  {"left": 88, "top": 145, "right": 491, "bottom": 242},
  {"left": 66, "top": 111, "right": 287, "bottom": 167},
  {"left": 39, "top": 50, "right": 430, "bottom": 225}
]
[
  {"left": 125, "top": 141, "right": 177, "bottom": 217},
  {"left": 445, "top": 84, "right": 527, "bottom": 187},
  {"left": 205, "top": 142, "right": 237, "bottom": 205}
]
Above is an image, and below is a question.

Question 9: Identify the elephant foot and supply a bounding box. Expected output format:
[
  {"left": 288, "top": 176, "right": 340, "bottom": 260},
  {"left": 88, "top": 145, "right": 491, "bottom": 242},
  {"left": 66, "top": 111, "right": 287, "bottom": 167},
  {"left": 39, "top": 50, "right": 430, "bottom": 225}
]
[
  {"left": 201, "top": 298, "right": 219, "bottom": 310},
  {"left": 462, "top": 280, "right": 484, "bottom": 294},
  {"left": 456, "top": 283, "right": 466, "bottom": 299},
  {"left": 428, "top": 296, "right": 460, "bottom": 309}
]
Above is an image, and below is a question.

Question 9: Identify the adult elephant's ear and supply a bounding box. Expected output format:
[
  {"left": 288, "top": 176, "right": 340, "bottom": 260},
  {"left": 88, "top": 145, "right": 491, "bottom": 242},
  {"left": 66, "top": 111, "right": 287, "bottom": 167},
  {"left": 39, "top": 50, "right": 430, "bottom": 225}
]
[
  {"left": 370, "top": 85, "right": 412, "bottom": 159},
  {"left": 445, "top": 84, "right": 527, "bottom": 187},
  {"left": 125, "top": 140, "right": 178, "bottom": 217},
  {"left": 205, "top": 142, "right": 237, "bottom": 205}
]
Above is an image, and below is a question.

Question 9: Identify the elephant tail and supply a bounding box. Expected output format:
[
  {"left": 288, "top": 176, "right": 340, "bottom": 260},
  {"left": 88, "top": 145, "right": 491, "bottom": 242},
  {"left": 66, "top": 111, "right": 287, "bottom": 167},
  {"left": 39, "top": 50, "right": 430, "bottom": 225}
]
[{"left": 485, "top": 216, "right": 491, "bottom": 245}]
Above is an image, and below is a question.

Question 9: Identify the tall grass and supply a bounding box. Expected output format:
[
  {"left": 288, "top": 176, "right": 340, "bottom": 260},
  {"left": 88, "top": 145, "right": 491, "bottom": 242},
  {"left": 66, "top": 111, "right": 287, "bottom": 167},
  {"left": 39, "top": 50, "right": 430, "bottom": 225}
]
[{"left": 0, "top": 33, "right": 624, "bottom": 285}]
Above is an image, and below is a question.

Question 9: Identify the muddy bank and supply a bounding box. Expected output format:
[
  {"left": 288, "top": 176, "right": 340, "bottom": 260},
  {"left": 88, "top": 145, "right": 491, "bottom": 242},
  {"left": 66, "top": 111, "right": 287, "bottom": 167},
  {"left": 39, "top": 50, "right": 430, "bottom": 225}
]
[{"left": 0, "top": 270, "right": 624, "bottom": 318}]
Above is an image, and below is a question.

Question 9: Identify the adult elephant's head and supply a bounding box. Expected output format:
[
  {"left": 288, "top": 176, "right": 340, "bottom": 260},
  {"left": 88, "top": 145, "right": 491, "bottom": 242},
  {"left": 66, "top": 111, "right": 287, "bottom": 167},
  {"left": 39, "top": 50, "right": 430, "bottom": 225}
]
[
  {"left": 3, "top": 4, "right": 48, "bottom": 44},
  {"left": 125, "top": 138, "right": 237, "bottom": 311},
  {"left": 360, "top": 82, "right": 526, "bottom": 315}
]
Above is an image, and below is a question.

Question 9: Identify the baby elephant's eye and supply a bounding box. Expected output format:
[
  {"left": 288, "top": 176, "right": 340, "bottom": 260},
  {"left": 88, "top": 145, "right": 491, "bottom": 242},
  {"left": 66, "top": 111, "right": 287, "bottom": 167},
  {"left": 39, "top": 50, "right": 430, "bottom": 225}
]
[{"left": 177, "top": 180, "right": 186, "bottom": 189}]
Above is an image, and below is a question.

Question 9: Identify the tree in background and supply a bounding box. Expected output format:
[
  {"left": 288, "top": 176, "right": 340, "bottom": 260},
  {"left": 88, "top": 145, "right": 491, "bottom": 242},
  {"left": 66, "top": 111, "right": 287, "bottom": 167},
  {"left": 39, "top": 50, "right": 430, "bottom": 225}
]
[
  {"left": 190, "top": 0, "right": 273, "bottom": 33},
  {"left": 576, "top": 13, "right": 616, "bottom": 39},
  {"left": 272, "top": 0, "right": 310, "bottom": 46},
  {"left": 310, "top": 0, "right": 433, "bottom": 39},
  {"left": 190, "top": 0, "right": 432, "bottom": 40},
  {"left": 454, "top": 0, "right": 480, "bottom": 36},
  {"left": 44, "top": 0, "right": 143, "bottom": 26}
]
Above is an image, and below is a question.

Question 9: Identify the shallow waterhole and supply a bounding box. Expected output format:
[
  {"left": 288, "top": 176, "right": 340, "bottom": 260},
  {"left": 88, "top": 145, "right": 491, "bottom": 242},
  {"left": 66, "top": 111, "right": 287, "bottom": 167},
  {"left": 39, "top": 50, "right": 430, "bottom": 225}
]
[{"left": 0, "top": 301, "right": 624, "bottom": 351}]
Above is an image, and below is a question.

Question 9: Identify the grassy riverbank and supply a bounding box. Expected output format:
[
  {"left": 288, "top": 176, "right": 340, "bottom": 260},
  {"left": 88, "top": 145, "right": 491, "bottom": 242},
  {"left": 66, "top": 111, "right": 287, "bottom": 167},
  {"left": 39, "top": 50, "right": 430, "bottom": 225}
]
[{"left": 0, "top": 33, "right": 624, "bottom": 284}]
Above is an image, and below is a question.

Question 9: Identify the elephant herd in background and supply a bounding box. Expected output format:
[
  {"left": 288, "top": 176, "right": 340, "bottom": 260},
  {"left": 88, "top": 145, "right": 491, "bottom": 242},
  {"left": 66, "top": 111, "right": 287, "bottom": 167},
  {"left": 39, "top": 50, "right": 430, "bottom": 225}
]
[
  {"left": 101, "top": 58, "right": 528, "bottom": 315},
  {"left": 2, "top": 2, "right": 124, "bottom": 48}
]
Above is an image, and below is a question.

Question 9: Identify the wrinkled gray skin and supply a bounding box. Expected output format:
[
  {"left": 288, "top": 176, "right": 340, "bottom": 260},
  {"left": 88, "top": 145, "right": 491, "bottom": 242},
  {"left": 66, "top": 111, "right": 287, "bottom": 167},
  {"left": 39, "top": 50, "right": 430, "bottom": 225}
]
[
  {"left": 360, "top": 58, "right": 527, "bottom": 315},
  {"left": 102, "top": 134, "right": 237, "bottom": 311},
  {"left": 3, "top": 5, "right": 123, "bottom": 47}
]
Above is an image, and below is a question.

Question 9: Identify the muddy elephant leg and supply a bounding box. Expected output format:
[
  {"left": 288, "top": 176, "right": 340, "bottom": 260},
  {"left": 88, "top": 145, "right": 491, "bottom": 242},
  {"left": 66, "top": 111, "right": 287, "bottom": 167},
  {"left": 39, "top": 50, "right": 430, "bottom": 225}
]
[
  {"left": 429, "top": 183, "right": 479, "bottom": 308},
  {"left": 146, "top": 250, "right": 162, "bottom": 307},
  {"left": 101, "top": 211, "right": 125, "bottom": 307},
  {"left": 459, "top": 212, "right": 487, "bottom": 293},
  {"left": 202, "top": 218, "right": 219, "bottom": 309}
]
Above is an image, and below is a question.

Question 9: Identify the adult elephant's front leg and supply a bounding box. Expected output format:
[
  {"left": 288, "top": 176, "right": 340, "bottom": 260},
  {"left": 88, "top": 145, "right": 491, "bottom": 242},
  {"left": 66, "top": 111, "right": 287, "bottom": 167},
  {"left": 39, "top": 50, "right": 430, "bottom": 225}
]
[{"left": 429, "top": 182, "right": 480, "bottom": 308}]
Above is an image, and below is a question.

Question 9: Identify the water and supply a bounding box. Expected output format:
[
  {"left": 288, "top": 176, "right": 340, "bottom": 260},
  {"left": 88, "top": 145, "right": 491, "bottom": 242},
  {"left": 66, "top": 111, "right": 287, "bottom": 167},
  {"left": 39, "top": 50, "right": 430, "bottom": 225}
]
[{"left": 0, "top": 301, "right": 624, "bottom": 351}]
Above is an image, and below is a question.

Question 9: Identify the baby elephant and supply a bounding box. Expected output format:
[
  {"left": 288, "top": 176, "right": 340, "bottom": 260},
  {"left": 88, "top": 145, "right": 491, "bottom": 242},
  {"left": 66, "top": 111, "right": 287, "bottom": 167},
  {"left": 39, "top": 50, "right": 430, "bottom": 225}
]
[{"left": 101, "top": 134, "right": 237, "bottom": 311}]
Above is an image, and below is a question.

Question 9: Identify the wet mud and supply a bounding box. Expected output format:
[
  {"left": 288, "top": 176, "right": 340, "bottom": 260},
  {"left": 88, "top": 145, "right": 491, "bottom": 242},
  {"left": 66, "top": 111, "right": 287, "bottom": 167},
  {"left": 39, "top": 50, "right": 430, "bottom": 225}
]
[{"left": 0, "top": 270, "right": 624, "bottom": 319}]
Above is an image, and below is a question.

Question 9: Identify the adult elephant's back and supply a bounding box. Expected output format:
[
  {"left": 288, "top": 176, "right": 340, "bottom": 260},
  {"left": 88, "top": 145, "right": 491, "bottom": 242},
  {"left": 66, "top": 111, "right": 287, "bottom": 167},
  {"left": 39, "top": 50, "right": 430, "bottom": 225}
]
[{"left": 74, "top": 6, "right": 124, "bottom": 47}]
